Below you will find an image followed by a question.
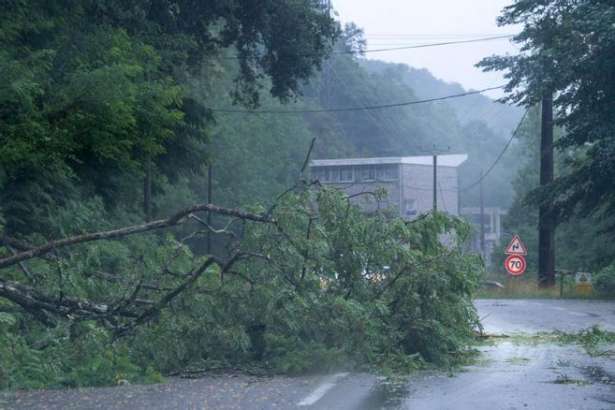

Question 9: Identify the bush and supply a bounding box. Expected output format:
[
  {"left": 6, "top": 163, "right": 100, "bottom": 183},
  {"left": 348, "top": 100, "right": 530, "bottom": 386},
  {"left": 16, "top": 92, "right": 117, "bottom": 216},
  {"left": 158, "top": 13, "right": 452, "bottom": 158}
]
[{"left": 594, "top": 264, "right": 615, "bottom": 295}]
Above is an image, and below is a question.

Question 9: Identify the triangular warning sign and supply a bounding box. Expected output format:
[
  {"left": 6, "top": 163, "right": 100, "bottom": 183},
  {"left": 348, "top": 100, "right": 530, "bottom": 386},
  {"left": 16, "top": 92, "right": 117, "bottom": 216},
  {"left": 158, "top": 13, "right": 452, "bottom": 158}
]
[{"left": 505, "top": 235, "right": 527, "bottom": 255}]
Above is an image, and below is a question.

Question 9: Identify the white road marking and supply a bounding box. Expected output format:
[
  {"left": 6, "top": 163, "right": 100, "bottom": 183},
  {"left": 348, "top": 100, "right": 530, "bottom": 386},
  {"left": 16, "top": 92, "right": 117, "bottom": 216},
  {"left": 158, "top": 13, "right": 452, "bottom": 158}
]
[{"left": 297, "top": 372, "right": 350, "bottom": 406}]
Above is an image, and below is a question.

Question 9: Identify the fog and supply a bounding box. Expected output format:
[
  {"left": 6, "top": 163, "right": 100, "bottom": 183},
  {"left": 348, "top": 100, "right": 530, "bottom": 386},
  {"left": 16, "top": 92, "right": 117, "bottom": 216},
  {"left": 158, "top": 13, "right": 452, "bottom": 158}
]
[{"left": 332, "top": 0, "right": 521, "bottom": 97}]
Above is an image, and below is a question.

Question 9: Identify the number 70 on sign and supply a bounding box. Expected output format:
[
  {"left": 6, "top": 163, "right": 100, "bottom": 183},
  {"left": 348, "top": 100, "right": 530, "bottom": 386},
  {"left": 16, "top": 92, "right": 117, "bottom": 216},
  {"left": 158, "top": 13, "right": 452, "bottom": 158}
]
[{"left": 505, "top": 254, "right": 526, "bottom": 276}]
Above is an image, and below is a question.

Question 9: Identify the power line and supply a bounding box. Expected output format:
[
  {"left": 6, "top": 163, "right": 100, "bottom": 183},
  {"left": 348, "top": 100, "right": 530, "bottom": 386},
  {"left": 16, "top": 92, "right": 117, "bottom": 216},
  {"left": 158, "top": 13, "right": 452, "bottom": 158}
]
[
  {"left": 210, "top": 85, "right": 505, "bottom": 114},
  {"left": 364, "top": 33, "right": 517, "bottom": 38},
  {"left": 459, "top": 109, "right": 530, "bottom": 192},
  {"left": 356, "top": 35, "right": 513, "bottom": 54},
  {"left": 223, "top": 35, "right": 514, "bottom": 60}
]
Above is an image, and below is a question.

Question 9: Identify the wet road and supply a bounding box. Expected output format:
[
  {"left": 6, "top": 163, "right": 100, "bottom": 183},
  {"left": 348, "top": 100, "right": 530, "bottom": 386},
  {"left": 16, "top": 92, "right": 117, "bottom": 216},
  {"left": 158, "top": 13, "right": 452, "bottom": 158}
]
[{"left": 2, "top": 299, "right": 615, "bottom": 410}]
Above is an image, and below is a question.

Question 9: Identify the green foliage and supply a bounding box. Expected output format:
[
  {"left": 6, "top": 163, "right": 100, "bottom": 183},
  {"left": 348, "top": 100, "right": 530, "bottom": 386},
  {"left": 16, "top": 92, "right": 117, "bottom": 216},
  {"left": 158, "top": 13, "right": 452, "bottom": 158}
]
[
  {"left": 594, "top": 264, "right": 615, "bottom": 296},
  {"left": 0, "top": 0, "right": 339, "bottom": 235},
  {"left": 492, "top": 106, "right": 615, "bottom": 277},
  {"left": 0, "top": 317, "right": 163, "bottom": 389},
  {"left": 480, "top": 0, "right": 615, "bottom": 221},
  {"left": 555, "top": 326, "right": 615, "bottom": 357},
  {"left": 129, "top": 189, "right": 481, "bottom": 376},
  {"left": 1, "top": 188, "right": 482, "bottom": 389}
]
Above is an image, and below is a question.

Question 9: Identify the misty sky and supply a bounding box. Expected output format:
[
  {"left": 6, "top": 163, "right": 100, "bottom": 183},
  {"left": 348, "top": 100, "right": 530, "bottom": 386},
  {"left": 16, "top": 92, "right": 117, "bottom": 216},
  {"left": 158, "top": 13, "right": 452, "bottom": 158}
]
[{"left": 331, "top": 0, "right": 520, "bottom": 98}]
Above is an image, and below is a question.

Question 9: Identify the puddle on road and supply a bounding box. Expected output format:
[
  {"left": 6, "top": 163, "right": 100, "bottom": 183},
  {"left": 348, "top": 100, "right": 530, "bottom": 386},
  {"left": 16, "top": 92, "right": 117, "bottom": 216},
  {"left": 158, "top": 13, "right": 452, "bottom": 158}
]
[{"left": 355, "top": 378, "right": 410, "bottom": 410}]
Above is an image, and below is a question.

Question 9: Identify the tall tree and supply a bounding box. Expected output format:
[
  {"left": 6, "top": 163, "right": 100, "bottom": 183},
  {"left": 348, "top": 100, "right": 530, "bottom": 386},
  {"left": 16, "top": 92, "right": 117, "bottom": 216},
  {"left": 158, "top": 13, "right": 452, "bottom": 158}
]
[
  {"left": 0, "top": 0, "right": 339, "bottom": 232},
  {"left": 478, "top": 0, "right": 615, "bottom": 285}
]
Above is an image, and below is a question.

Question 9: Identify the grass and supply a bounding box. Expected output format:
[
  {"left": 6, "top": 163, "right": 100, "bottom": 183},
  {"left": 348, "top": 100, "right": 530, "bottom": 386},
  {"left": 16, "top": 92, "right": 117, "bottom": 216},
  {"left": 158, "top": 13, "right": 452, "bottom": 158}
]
[{"left": 476, "top": 274, "right": 609, "bottom": 300}]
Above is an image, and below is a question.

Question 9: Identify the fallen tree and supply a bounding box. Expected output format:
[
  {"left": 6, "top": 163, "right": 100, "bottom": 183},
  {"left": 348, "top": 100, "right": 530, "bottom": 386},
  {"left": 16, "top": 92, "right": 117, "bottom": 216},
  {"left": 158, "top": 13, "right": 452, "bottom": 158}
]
[
  {"left": 0, "top": 183, "right": 483, "bottom": 389},
  {"left": 0, "top": 202, "right": 272, "bottom": 333}
]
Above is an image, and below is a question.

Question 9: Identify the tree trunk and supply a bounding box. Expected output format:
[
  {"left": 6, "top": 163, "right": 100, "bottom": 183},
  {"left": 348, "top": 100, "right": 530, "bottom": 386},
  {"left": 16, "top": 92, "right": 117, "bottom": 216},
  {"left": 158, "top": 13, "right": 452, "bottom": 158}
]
[
  {"left": 207, "top": 164, "right": 213, "bottom": 254},
  {"left": 538, "top": 92, "right": 556, "bottom": 287}
]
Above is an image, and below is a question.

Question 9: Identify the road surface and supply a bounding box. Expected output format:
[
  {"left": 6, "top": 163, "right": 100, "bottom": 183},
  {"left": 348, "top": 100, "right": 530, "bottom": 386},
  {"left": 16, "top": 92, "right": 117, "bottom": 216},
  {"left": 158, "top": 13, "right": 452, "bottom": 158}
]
[{"left": 2, "top": 299, "right": 615, "bottom": 410}]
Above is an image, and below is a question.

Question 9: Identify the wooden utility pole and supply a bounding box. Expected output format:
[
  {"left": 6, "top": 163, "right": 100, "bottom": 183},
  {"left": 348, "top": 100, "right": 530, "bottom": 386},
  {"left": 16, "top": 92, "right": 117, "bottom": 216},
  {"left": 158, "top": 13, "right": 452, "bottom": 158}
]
[
  {"left": 206, "top": 164, "right": 213, "bottom": 255},
  {"left": 538, "top": 92, "right": 556, "bottom": 287},
  {"left": 479, "top": 169, "right": 486, "bottom": 260},
  {"left": 432, "top": 154, "right": 438, "bottom": 212}
]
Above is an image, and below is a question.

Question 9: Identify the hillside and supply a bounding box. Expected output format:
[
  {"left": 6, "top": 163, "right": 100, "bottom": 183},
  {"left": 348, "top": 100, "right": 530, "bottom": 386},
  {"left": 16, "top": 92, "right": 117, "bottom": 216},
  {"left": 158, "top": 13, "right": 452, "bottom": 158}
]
[
  {"left": 201, "top": 50, "right": 523, "bottom": 210},
  {"left": 362, "top": 61, "right": 524, "bottom": 140}
]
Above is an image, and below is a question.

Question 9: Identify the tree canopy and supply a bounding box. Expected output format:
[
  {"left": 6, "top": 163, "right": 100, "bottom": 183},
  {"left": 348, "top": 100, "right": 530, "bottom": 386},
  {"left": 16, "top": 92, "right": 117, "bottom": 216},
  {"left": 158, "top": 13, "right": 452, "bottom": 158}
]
[
  {"left": 0, "top": 0, "right": 338, "bottom": 234},
  {"left": 479, "top": 0, "right": 615, "bottom": 221}
]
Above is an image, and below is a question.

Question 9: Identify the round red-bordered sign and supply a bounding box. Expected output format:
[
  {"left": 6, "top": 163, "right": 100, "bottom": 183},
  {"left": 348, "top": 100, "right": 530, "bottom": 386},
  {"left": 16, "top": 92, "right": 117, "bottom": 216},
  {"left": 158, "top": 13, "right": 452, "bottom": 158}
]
[{"left": 504, "top": 254, "right": 526, "bottom": 276}]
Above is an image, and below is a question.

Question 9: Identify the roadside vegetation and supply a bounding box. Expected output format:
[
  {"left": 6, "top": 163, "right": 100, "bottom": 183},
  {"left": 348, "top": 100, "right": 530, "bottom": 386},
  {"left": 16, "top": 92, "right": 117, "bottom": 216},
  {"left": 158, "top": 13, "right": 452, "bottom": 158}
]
[
  {"left": 477, "top": 274, "right": 612, "bottom": 299},
  {"left": 480, "top": 0, "right": 615, "bottom": 287}
]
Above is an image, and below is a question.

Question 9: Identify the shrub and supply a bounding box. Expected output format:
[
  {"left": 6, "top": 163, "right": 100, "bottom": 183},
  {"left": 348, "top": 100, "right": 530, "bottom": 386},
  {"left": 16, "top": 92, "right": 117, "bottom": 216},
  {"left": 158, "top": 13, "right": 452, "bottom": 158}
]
[{"left": 594, "top": 264, "right": 615, "bottom": 295}]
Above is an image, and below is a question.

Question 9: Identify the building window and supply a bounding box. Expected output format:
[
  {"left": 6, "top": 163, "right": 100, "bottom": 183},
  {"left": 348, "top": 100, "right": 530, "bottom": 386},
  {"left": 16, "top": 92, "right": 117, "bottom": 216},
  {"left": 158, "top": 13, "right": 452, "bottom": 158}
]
[
  {"left": 376, "top": 165, "right": 398, "bottom": 181},
  {"left": 316, "top": 164, "right": 398, "bottom": 183},
  {"left": 404, "top": 199, "right": 417, "bottom": 217},
  {"left": 329, "top": 167, "right": 340, "bottom": 182},
  {"left": 359, "top": 166, "right": 375, "bottom": 181},
  {"left": 312, "top": 167, "right": 327, "bottom": 182},
  {"left": 339, "top": 166, "right": 354, "bottom": 183}
]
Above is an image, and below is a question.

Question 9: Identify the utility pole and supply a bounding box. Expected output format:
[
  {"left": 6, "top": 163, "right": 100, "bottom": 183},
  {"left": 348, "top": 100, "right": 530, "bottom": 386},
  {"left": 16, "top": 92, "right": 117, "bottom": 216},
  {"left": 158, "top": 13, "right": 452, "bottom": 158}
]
[
  {"left": 144, "top": 157, "right": 152, "bottom": 222},
  {"left": 538, "top": 92, "right": 556, "bottom": 287},
  {"left": 479, "top": 169, "right": 486, "bottom": 260},
  {"left": 206, "top": 164, "right": 213, "bottom": 255},
  {"left": 432, "top": 153, "right": 438, "bottom": 212},
  {"left": 425, "top": 144, "right": 450, "bottom": 213}
]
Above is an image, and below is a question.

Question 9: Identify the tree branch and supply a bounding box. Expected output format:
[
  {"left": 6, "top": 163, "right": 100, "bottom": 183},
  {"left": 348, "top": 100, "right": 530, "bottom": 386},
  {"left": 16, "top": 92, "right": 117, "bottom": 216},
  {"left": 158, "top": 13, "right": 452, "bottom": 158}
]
[
  {"left": 0, "top": 203, "right": 271, "bottom": 270},
  {"left": 0, "top": 278, "right": 138, "bottom": 319},
  {"left": 115, "top": 254, "right": 239, "bottom": 336},
  {"left": 0, "top": 236, "right": 34, "bottom": 252}
]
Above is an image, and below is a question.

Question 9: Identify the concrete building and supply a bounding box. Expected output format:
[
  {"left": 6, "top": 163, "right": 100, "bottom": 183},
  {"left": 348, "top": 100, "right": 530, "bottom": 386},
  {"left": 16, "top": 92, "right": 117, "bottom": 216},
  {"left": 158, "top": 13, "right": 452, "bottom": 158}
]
[
  {"left": 310, "top": 155, "right": 468, "bottom": 220},
  {"left": 460, "top": 207, "right": 507, "bottom": 266}
]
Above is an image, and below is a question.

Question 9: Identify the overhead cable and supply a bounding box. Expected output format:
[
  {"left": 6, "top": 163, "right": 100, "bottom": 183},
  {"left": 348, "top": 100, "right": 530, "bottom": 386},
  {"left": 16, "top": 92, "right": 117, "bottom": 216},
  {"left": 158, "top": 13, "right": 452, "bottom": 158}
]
[
  {"left": 354, "top": 35, "right": 514, "bottom": 54},
  {"left": 223, "top": 35, "right": 514, "bottom": 60},
  {"left": 210, "top": 86, "right": 505, "bottom": 114},
  {"left": 459, "top": 109, "right": 530, "bottom": 192}
]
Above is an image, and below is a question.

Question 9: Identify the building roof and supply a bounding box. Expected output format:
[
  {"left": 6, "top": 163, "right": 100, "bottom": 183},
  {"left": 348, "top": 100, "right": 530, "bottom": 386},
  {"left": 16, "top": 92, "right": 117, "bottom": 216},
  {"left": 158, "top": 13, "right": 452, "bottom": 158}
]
[
  {"left": 461, "top": 207, "right": 508, "bottom": 215},
  {"left": 310, "top": 154, "right": 468, "bottom": 168}
]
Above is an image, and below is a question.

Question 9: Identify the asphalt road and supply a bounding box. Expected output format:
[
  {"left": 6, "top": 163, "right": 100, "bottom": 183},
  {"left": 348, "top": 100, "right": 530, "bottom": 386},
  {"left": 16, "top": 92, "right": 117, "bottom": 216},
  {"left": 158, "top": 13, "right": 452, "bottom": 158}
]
[
  {"left": 476, "top": 299, "right": 615, "bottom": 334},
  {"left": 3, "top": 299, "right": 615, "bottom": 410}
]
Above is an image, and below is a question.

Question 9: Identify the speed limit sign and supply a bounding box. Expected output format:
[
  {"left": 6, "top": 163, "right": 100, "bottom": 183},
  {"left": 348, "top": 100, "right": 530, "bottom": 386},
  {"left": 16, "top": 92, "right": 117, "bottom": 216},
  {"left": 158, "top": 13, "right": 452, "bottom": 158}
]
[{"left": 504, "top": 254, "right": 526, "bottom": 276}]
